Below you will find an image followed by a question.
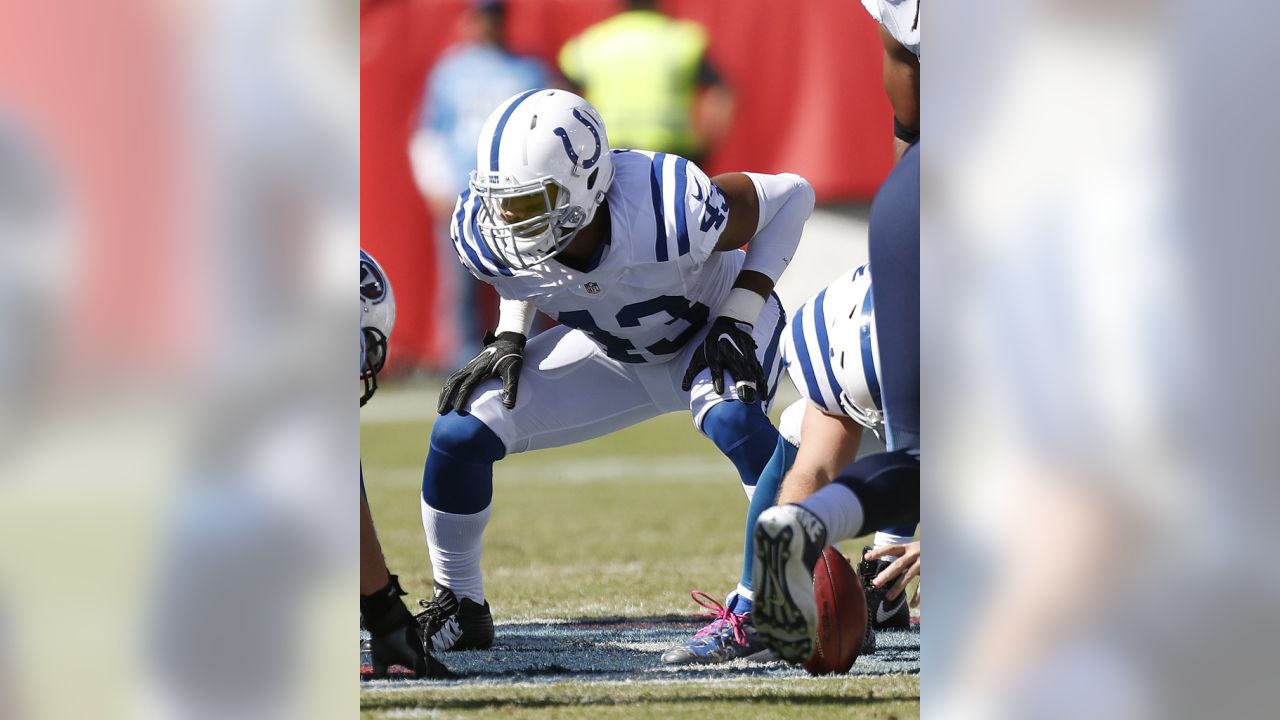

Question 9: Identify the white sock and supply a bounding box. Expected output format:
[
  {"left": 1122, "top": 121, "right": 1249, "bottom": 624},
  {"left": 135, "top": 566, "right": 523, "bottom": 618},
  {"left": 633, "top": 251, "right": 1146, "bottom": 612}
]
[
  {"left": 873, "top": 530, "right": 915, "bottom": 551},
  {"left": 797, "top": 483, "right": 864, "bottom": 544},
  {"left": 421, "top": 500, "right": 491, "bottom": 604}
]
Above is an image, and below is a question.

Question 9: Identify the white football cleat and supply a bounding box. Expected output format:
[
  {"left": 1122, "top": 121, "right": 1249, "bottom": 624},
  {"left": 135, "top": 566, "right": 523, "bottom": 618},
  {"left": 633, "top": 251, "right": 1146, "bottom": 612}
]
[{"left": 751, "top": 504, "right": 827, "bottom": 663}]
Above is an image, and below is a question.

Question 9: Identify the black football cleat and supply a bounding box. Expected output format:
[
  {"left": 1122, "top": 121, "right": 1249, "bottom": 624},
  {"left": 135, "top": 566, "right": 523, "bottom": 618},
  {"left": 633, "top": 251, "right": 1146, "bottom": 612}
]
[
  {"left": 362, "top": 622, "right": 455, "bottom": 680},
  {"left": 858, "top": 545, "right": 911, "bottom": 631},
  {"left": 861, "top": 608, "right": 878, "bottom": 655},
  {"left": 414, "top": 585, "right": 495, "bottom": 652}
]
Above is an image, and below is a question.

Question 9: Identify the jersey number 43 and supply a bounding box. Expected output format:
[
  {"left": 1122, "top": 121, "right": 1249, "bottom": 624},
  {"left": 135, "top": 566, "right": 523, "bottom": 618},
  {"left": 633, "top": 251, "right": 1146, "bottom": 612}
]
[{"left": 559, "top": 295, "right": 711, "bottom": 363}]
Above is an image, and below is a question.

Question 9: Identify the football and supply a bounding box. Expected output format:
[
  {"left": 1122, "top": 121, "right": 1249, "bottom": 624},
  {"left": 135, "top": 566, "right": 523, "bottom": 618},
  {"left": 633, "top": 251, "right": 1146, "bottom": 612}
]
[{"left": 803, "top": 547, "right": 867, "bottom": 675}]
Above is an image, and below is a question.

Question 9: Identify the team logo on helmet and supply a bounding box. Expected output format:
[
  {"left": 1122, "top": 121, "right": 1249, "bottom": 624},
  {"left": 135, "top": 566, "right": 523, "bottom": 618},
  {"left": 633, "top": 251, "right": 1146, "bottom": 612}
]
[
  {"left": 360, "top": 257, "right": 387, "bottom": 303},
  {"left": 552, "top": 109, "right": 603, "bottom": 170}
]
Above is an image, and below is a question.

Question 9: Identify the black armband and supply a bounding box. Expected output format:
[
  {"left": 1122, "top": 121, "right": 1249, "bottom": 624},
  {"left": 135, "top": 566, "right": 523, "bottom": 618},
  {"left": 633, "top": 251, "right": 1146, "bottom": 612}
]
[{"left": 894, "top": 117, "right": 919, "bottom": 145}]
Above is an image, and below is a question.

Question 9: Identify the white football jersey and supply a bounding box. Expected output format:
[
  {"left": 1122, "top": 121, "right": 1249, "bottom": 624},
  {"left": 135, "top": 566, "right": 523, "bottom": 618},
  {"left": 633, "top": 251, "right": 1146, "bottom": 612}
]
[
  {"left": 451, "top": 149, "right": 742, "bottom": 365},
  {"left": 861, "top": 0, "right": 920, "bottom": 57},
  {"left": 782, "top": 264, "right": 884, "bottom": 431}
]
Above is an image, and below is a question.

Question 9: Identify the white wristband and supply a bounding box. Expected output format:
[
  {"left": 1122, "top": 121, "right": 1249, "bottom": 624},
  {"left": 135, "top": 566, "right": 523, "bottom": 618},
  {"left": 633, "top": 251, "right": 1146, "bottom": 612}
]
[
  {"left": 718, "top": 287, "right": 766, "bottom": 325},
  {"left": 495, "top": 298, "right": 535, "bottom": 336}
]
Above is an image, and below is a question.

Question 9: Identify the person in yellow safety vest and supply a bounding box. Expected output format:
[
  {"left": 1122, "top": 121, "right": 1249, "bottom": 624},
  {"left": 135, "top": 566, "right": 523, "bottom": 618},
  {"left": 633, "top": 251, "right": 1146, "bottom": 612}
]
[{"left": 558, "top": 0, "right": 734, "bottom": 165}]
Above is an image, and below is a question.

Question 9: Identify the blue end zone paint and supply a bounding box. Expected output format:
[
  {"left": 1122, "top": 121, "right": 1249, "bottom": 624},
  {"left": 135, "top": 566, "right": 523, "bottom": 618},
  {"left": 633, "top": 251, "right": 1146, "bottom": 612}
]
[{"left": 361, "top": 617, "right": 920, "bottom": 685}]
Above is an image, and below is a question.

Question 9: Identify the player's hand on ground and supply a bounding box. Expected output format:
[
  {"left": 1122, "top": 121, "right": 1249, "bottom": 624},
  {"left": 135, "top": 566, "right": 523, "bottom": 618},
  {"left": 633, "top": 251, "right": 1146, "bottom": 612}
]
[
  {"left": 682, "top": 316, "right": 766, "bottom": 404},
  {"left": 437, "top": 331, "right": 526, "bottom": 415},
  {"left": 864, "top": 541, "right": 921, "bottom": 603}
]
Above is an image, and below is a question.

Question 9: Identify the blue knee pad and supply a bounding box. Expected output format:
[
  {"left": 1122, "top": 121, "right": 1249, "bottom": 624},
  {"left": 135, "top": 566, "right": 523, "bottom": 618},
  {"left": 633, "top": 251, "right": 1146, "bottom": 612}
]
[
  {"left": 700, "top": 400, "right": 779, "bottom": 489},
  {"left": 422, "top": 413, "right": 506, "bottom": 514}
]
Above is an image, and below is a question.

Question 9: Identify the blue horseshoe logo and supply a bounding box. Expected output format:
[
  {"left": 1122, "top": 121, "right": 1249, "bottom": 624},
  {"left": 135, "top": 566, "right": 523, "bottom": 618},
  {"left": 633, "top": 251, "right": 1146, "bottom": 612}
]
[{"left": 552, "top": 109, "right": 603, "bottom": 170}]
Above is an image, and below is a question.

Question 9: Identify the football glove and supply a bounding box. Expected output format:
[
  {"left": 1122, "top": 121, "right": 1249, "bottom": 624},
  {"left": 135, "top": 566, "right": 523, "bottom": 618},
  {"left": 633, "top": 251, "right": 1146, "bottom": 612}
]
[
  {"left": 437, "top": 331, "right": 526, "bottom": 415},
  {"left": 682, "top": 316, "right": 767, "bottom": 404}
]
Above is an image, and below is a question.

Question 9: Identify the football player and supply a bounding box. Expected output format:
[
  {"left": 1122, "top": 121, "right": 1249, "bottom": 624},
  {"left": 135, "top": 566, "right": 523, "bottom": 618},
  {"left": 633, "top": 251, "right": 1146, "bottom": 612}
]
[
  {"left": 764, "top": 261, "right": 917, "bottom": 654},
  {"left": 359, "top": 250, "right": 452, "bottom": 680},
  {"left": 753, "top": 143, "right": 920, "bottom": 664},
  {"left": 417, "top": 89, "right": 814, "bottom": 663},
  {"left": 861, "top": 0, "right": 920, "bottom": 162}
]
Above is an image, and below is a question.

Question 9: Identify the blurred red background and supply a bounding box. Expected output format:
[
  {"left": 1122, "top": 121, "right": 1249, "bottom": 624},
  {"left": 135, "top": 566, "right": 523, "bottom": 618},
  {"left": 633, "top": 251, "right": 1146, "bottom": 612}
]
[{"left": 362, "top": 0, "right": 893, "bottom": 372}]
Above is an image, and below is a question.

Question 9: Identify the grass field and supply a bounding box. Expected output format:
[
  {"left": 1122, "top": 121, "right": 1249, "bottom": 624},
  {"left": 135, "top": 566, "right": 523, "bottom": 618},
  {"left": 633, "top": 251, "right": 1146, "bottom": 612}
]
[{"left": 361, "top": 380, "right": 919, "bottom": 719}]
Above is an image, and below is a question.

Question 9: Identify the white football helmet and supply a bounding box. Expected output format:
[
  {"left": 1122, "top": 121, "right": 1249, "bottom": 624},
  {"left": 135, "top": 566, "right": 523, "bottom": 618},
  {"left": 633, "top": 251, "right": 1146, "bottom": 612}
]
[
  {"left": 469, "top": 89, "right": 615, "bottom": 268},
  {"left": 786, "top": 264, "right": 884, "bottom": 433},
  {"left": 826, "top": 265, "right": 883, "bottom": 431},
  {"left": 360, "top": 249, "right": 396, "bottom": 406}
]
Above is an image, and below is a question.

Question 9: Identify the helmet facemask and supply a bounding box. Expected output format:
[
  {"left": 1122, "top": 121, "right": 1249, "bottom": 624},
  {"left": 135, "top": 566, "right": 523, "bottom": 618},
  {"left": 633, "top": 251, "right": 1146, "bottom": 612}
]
[
  {"left": 360, "top": 326, "right": 388, "bottom": 407},
  {"left": 836, "top": 391, "right": 884, "bottom": 439},
  {"left": 359, "top": 250, "right": 394, "bottom": 407},
  {"left": 471, "top": 172, "right": 590, "bottom": 268}
]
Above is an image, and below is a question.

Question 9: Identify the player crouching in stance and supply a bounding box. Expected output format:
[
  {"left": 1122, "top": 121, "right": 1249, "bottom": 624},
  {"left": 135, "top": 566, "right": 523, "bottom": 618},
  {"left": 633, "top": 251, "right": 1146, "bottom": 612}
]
[
  {"left": 753, "top": 144, "right": 920, "bottom": 664},
  {"left": 360, "top": 250, "right": 453, "bottom": 680},
  {"left": 416, "top": 89, "right": 814, "bottom": 660}
]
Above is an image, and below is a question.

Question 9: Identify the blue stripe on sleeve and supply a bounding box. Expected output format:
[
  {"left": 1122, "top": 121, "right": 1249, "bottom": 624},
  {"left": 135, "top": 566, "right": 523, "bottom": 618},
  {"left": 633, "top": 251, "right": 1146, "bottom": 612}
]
[
  {"left": 762, "top": 293, "right": 787, "bottom": 406},
  {"left": 790, "top": 308, "right": 829, "bottom": 412},
  {"left": 450, "top": 190, "right": 468, "bottom": 252},
  {"left": 650, "top": 152, "right": 668, "bottom": 262},
  {"left": 467, "top": 195, "right": 513, "bottom": 277},
  {"left": 859, "top": 284, "right": 882, "bottom": 409},
  {"left": 674, "top": 157, "right": 689, "bottom": 256},
  {"left": 489, "top": 89, "right": 539, "bottom": 171},
  {"left": 456, "top": 194, "right": 496, "bottom": 277},
  {"left": 452, "top": 190, "right": 494, "bottom": 278},
  {"left": 768, "top": 357, "right": 787, "bottom": 410},
  {"left": 812, "top": 288, "right": 849, "bottom": 407}
]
